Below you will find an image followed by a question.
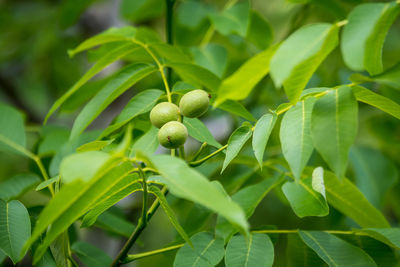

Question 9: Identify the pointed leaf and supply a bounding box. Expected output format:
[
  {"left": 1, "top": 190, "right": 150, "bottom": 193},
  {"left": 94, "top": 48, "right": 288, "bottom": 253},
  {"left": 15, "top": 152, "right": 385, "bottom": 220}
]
[
  {"left": 183, "top": 117, "right": 221, "bottom": 148},
  {"left": 174, "top": 232, "right": 224, "bottom": 267},
  {"left": 0, "top": 174, "right": 41, "bottom": 201},
  {"left": 299, "top": 231, "right": 377, "bottom": 267},
  {"left": 191, "top": 44, "right": 227, "bottom": 78},
  {"left": 311, "top": 86, "right": 358, "bottom": 179},
  {"left": 270, "top": 23, "right": 339, "bottom": 102},
  {"left": 280, "top": 97, "right": 316, "bottom": 180},
  {"left": 148, "top": 185, "right": 192, "bottom": 246},
  {"left": 360, "top": 228, "right": 400, "bottom": 249},
  {"left": 0, "top": 104, "right": 28, "bottom": 156},
  {"left": 352, "top": 85, "right": 400, "bottom": 120},
  {"left": 311, "top": 167, "right": 326, "bottom": 199},
  {"left": 216, "top": 44, "right": 279, "bottom": 105},
  {"left": 210, "top": 1, "right": 249, "bottom": 37},
  {"left": 246, "top": 10, "right": 273, "bottom": 50},
  {"left": 218, "top": 100, "right": 256, "bottom": 122},
  {"left": 36, "top": 176, "right": 60, "bottom": 192},
  {"left": 372, "top": 62, "right": 400, "bottom": 90},
  {"left": 225, "top": 233, "right": 274, "bottom": 267},
  {"left": 129, "top": 126, "right": 159, "bottom": 157},
  {"left": 95, "top": 211, "right": 135, "bottom": 238},
  {"left": 222, "top": 125, "right": 253, "bottom": 173},
  {"left": 70, "top": 63, "right": 156, "bottom": 139},
  {"left": 71, "top": 241, "right": 112, "bottom": 267},
  {"left": 76, "top": 140, "right": 114, "bottom": 152},
  {"left": 0, "top": 200, "right": 31, "bottom": 264},
  {"left": 341, "top": 2, "right": 400, "bottom": 75},
  {"left": 138, "top": 153, "right": 248, "bottom": 234},
  {"left": 252, "top": 113, "right": 277, "bottom": 168}
]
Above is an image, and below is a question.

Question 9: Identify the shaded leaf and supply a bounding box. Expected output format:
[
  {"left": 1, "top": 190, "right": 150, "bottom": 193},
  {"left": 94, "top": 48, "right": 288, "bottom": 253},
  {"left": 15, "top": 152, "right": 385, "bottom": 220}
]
[
  {"left": 210, "top": 1, "right": 249, "bottom": 37},
  {"left": 0, "top": 104, "right": 27, "bottom": 156},
  {"left": 361, "top": 228, "right": 400, "bottom": 249},
  {"left": 191, "top": 44, "right": 227, "bottom": 78},
  {"left": 95, "top": 210, "right": 135, "bottom": 238},
  {"left": 120, "top": 0, "right": 165, "bottom": 23},
  {"left": 183, "top": 117, "right": 221, "bottom": 148},
  {"left": 71, "top": 241, "right": 112, "bottom": 267},
  {"left": 225, "top": 233, "right": 274, "bottom": 267},
  {"left": 0, "top": 174, "right": 41, "bottom": 201},
  {"left": 129, "top": 126, "right": 159, "bottom": 157},
  {"left": 218, "top": 100, "right": 256, "bottom": 122},
  {"left": 246, "top": 10, "right": 273, "bottom": 49}
]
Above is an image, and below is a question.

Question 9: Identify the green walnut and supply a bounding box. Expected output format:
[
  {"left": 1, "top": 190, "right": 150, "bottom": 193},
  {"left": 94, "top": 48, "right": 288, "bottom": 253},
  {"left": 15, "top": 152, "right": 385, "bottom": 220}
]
[
  {"left": 150, "top": 102, "right": 180, "bottom": 128},
  {"left": 179, "top": 89, "right": 210, "bottom": 118},
  {"left": 158, "top": 121, "right": 188, "bottom": 149}
]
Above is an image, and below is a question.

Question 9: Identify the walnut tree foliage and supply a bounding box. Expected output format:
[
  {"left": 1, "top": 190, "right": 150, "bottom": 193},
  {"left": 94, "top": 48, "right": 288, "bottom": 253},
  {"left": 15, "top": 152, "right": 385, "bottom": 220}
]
[{"left": 1, "top": 0, "right": 400, "bottom": 266}]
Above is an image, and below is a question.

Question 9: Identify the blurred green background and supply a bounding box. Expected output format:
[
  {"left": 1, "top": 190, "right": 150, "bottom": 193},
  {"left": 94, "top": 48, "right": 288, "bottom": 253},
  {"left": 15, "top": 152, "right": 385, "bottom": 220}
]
[{"left": 1, "top": 0, "right": 400, "bottom": 266}]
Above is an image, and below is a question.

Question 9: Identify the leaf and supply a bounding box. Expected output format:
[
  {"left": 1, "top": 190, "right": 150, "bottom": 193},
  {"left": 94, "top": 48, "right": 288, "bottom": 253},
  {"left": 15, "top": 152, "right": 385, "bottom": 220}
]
[
  {"left": 148, "top": 185, "right": 192, "bottom": 246},
  {"left": 285, "top": 233, "right": 326, "bottom": 267},
  {"left": 177, "top": 0, "right": 211, "bottom": 28},
  {"left": 246, "top": 10, "right": 273, "bottom": 50},
  {"left": 322, "top": 169, "right": 390, "bottom": 228},
  {"left": 129, "top": 126, "right": 159, "bottom": 157},
  {"left": 138, "top": 153, "right": 249, "bottom": 234},
  {"left": 0, "top": 103, "right": 28, "bottom": 156},
  {"left": 70, "top": 63, "right": 156, "bottom": 139},
  {"left": 120, "top": 0, "right": 165, "bottom": 23},
  {"left": 49, "top": 232, "right": 69, "bottom": 267},
  {"left": 174, "top": 232, "right": 224, "bottom": 267},
  {"left": 166, "top": 62, "right": 221, "bottom": 91},
  {"left": 76, "top": 140, "right": 114, "bottom": 152},
  {"left": 311, "top": 86, "right": 358, "bottom": 179},
  {"left": 81, "top": 174, "right": 141, "bottom": 227},
  {"left": 270, "top": 23, "right": 339, "bottom": 103},
  {"left": 252, "top": 113, "right": 277, "bottom": 168},
  {"left": 350, "top": 146, "right": 398, "bottom": 207},
  {"left": 218, "top": 100, "right": 256, "bottom": 122},
  {"left": 0, "top": 174, "right": 41, "bottom": 201},
  {"left": 60, "top": 151, "right": 111, "bottom": 184},
  {"left": 45, "top": 43, "right": 140, "bottom": 123},
  {"left": 341, "top": 2, "right": 400, "bottom": 75},
  {"left": 68, "top": 26, "right": 137, "bottom": 56},
  {"left": 225, "top": 233, "right": 274, "bottom": 267},
  {"left": 210, "top": 1, "right": 249, "bottom": 37},
  {"left": 36, "top": 176, "right": 60, "bottom": 192},
  {"left": 280, "top": 97, "right": 316, "bottom": 180},
  {"left": 372, "top": 62, "right": 400, "bottom": 90},
  {"left": 215, "top": 44, "right": 279, "bottom": 105},
  {"left": 216, "top": 176, "right": 283, "bottom": 241},
  {"left": 312, "top": 167, "right": 326, "bottom": 199},
  {"left": 360, "top": 228, "right": 400, "bottom": 249},
  {"left": 0, "top": 200, "right": 31, "bottom": 264},
  {"left": 95, "top": 210, "right": 135, "bottom": 238},
  {"left": 282, "top": 176, "right": 329, "bottom": 218},
  {"left": 191, "top": 44, "right": 227, "bottom": 78},
  {"left": 183, "top": 117, "right": 221, "bottom": 148},
  {"left": 27, "top": 160, "right": 134, "bottom": 263},
  {"left": 71, "top": 241, "right": 112, "bottom": 267},
  {"left": 352, "top": 85, "right": 400, "bottom": 120},
  {"left": 299, "top": 231, "right": 377, "bottom": 267},
  {"left": 221, "top": 125, "right": 253, "bottom": 173}
]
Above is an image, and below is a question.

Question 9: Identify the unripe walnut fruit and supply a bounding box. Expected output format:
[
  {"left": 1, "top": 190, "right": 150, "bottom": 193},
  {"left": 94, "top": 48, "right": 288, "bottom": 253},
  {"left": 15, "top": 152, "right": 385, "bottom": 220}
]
[
  {"left": 150, "top": 102, "right": 180, "bottom": 128},
  {"left": 158, "top": 121, "right": 188, "bottom": 149},
  {"left": 179, "top": 89, "right": 210, "bottom": 118}
]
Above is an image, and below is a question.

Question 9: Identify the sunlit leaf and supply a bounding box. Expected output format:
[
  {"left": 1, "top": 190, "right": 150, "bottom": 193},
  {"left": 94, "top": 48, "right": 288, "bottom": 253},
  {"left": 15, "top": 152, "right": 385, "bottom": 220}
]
[
  {"left": 252, "top": 113, "right": 277, "bottom": 168},
  {"left": 183, "top": 117, "right": 221, "bottom": 148}
]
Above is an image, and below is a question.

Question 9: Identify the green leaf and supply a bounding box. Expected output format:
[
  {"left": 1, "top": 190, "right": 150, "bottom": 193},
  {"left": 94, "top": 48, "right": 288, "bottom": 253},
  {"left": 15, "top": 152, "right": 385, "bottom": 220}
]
[
  {"left": 0, "top": 104, "right": 29, "bottom": 157},
  {"left": 76, "top": 140, "right": 114, "bottom": 152},
  {"left": 246, "top": 10, "right": 273, "bottom": 50},
  {"left": 129, "top": 126, "right": 159, "bottom": 157},
  {"left": 215, "top": 44, "right": 279, "bottom": 105},
  {"left": 27, "top": 160, "right": 134, "bottom": 263},
  {"left": 81, "top": 174, "right": 141, "bottom": 227},
  {"left": 0, "top": 200, "right": 31, "bottom": 264},
  {"left": 166, "top": 62, "right": 221, "bottom": 91},
  {"left": 70, "top": 63, "right": 156, "bottom": 139},
  {"left": 177, "top": 0, "right": 211, "bottom": 28},
  {"left": 216, "top": 176, "right": 283, "bottom": 241},
  {"left": 45, "top": 43, "right": 140, "bottom": 123},
  {"left": 221, "top": 125, "right": 253, "bottom": 173},
  {"left": 68, "top": 26, "right": 137, "bottom": 56},
  {"left": 71, "top": 241, "right": 112, "bottom": 267},
  {"left": 36, "top": 176, "right": 60, "bottom": 192},
  {"left": 95, "top": 210, "right": 135, "bottom": 238},
  {"left": 183, "top": 117, "right": 221, "bottom": 148},
  {"left": 280, "top": 97, "right": 316, "bottom": 180},
  {"left": 36, "top": 249, "right": 56, "bottom": 267},
  {"left": 352, "top": 85, "right": 400, "bottom": 120},
  {"left": 138, "top": 153, "right": 249, "bottom": 234},
  {"left": 350, "top": 146, "right": 398, "bottom": 207},
  {"left": 148, "top": 185, "right": 192, "bottom": 246},
  {"left": 0, "top": 174, "right": 41, "bottom": 201},
  {"left": 312, "top": 167, "right": 326, "bottom": 199},
  {"left": 191, "top": 44, "right": 227, "bottom": 78},
  {"left": 100, "top": 89, "right": 164, "bottom": 137},
  {"left": 252, "top": 113, "right": 277, "bottom": 168},
  {"left": 49, "top": 232, "right": 69, "bottom": 267},
  {"left": 218, "top": 100, "right": 256, "bottom": 122},
  {"left": 286, "top": 233, "right": 325, "bottom": 267},
  {"left": 360, "top": 228, "right": 400, "bottom": 249},
  {"left": 0, "top": 250, "right": 6, "bottom": 264},
  {"left": 225, "top": 233, "right": 274, "bottom": 267},
  {"left": 174, "top": 232, "right": 224, "bottom": 267},
  {"left": 372, "top": 62, "right": 400, "bottom": 90},
  {"left": 210, "top": 1, "right": 249, "bottom": 37},
  {"left": 270, "top": 23, "right": 339, "bottom": 103},
  {"left": 311, "top": 86, "right": 358, "bottom": 179},
  {"left": 299, "top": 231, "right": 377, "bottom": 267},
  {"left": 120, "top": 0, "right": 165, "bottom": 23},
  {"left": 60, "top": 151, "right": 111, "bottom": 184},
  {"left": 38, "top": 127, "right": 70, "bottom": 156},
  {"left": 282, "top": 176, "right": 329, "bottom": 218},
  {"left": 322, "top": 169, "right": 390, "bottom": 228},
  {"left": 341, "top": 2, "right": 400, "bottom": 75}
]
